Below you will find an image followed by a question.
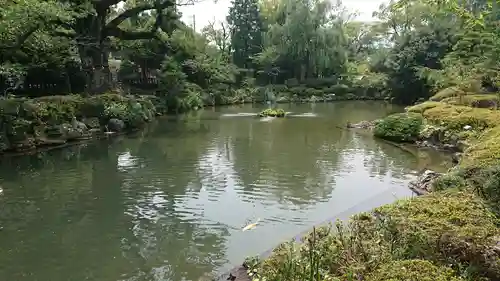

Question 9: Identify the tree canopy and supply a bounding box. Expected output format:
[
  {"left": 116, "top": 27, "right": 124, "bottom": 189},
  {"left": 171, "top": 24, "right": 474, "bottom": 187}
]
[{"left": 1, "top": 0, "right": 498, "bottom": 105}]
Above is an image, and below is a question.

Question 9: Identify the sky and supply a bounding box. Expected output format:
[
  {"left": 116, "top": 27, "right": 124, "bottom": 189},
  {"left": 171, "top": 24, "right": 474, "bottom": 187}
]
[{"left": 179, "top": 0, "right": 389, "bottom": 31}]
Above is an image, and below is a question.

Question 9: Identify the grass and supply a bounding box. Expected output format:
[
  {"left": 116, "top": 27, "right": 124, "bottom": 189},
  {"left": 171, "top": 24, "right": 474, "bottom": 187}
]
[{"left": 246, "top": 191, "right": 499, "bottom": 281}]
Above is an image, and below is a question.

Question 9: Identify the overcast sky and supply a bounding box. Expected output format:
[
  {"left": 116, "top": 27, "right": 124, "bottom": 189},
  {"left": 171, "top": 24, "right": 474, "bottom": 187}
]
[{"left": 179, "top": 0, "right": 389, "bottom": 31}]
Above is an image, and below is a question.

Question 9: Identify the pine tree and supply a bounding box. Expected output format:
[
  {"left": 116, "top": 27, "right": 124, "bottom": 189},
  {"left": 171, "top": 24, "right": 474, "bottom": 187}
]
[{"left": 227, "top": 0, "right": 264, "bottom": 69}]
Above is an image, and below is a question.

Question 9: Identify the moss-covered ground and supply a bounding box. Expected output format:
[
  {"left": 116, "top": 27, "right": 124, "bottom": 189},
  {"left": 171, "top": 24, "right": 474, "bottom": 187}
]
[{"left": 246, "top": 86, "right": 500, "bottom": 281}]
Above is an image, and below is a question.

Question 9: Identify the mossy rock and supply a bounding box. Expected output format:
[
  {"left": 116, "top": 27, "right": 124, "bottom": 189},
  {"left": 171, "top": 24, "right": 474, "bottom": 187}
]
[
  {"left": 374, "top": 191, "right": 500, "bottom": 278},
  {"left": 259, "top": 108, "right": 285, "bottom": 117},
  {"left": 6, "top": 118, "right": 33, "bottom": 142},
  {"left": 423, "top": 103, "right": 500, "bottom": 131},
  {"left": 461, "top": 126, "right": 500, "bottom": 169},
  {"left": 407, "top": 101, "right": 442, "bottom": 113},
  {"left": 442, "top": 94, "right": 499, "bottom": 108},
  {"left": 82, "top": 117, "right": 101, "bottom": 129},
  {"left": 374, "top": 113, "right": 423, "bottom": 142},
  {"left": 430, "top": 87, "right": 472, "bottom": 101}
]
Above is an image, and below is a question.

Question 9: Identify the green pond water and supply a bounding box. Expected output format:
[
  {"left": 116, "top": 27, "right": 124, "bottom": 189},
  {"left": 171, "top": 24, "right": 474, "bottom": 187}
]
[{"left": 0, "top": 102, "right": 452, "bottom": 281}]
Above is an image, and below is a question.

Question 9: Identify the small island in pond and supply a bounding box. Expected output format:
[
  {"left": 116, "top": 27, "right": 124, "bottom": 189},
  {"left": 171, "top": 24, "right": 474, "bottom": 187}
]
[{"left": 259, "top": 108, "right": 286, "bottom": 117}]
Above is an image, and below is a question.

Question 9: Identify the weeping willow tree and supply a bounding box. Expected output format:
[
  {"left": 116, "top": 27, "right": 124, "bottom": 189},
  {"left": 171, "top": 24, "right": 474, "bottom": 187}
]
[{"left": 254, "top": 0, "right": 350, "bottom": 83}]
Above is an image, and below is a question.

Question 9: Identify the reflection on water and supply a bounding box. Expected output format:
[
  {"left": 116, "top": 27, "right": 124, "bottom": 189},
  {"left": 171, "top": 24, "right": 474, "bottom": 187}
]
[{"left": 0, "top": 102, "right": 451, "bottom": 281}]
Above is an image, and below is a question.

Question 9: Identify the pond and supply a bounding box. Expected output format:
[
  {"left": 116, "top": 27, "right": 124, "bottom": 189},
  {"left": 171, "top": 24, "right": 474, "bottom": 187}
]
[{"left": 0, "top": 101, "right": 452, "bottom": 281}]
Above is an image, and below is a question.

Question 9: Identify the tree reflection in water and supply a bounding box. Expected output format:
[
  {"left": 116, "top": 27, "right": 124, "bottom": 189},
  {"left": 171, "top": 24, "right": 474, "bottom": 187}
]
[{"left": 0, "top": 102, "right": 451, "bottom": 281}]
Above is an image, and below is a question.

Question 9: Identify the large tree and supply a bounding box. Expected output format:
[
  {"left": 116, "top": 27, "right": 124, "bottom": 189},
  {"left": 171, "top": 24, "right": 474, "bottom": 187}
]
[
  {"left": 3, "top": 0, "right": 180, "bottom": 94},
  {"left": 227, "top": 0, "right": 264, "bottom": 69}
]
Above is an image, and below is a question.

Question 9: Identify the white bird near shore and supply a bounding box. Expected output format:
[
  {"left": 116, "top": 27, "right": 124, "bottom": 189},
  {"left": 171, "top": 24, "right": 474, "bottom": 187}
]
[{"left": 242, "top": 218, "right": 261, "bottom": 231}]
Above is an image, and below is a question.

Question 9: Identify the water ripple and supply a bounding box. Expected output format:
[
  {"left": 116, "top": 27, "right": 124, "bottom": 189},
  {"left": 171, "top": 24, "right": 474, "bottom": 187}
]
[{"left": 0, "top": 102, "right": 452, "bottom": 281}]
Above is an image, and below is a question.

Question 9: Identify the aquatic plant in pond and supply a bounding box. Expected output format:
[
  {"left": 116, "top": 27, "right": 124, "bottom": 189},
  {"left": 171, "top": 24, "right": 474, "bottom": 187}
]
[{"left": 259, "top": 108, "right": 285, "bottom": 117}]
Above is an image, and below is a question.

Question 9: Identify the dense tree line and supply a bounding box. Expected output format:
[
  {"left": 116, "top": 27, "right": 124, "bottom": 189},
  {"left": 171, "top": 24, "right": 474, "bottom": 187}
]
[{"left": 1, "top": 0, "right": 498, "bottom": 106}]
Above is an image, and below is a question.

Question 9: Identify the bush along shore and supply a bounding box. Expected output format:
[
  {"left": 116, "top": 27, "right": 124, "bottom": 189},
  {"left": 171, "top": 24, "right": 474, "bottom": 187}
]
[
  {"left": 0, "top": 93, "right": 168, "bottom": 154},
  {"left": 239, "top": 86, "right": 500, "bottom": 281}
]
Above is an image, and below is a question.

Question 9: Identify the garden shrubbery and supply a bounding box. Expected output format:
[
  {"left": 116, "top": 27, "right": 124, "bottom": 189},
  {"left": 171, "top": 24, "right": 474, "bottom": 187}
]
[{"left": 0, "top": 93, "right": 162, "bottom": 153}]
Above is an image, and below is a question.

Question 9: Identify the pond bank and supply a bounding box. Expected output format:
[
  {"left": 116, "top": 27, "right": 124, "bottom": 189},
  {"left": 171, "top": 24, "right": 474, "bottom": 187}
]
[
  {"left": 0, "top": 94, "right": 388, "bottom": 157},
  {"left": 214, "top": 187, "right": 416, "bottom": 281},
  {"left": 0, "top": 102, "right": 431, "bottom": 281},
  {"left": 0, "top": 93, "right": 164, "bottom": 155},
  {"left": 240, "top": 98, "right": 500, "bottom": 281}
]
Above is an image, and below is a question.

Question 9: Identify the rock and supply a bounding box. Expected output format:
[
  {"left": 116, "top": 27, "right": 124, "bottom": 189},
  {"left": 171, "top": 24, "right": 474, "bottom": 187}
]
[
  {"left": 457, "top": 140, "right": 469, "bottom": 152},
  {"left": 347, "top": 120, "right": 375, "bottom": 129},
  {"left": 57, "top": 123, "right": 91, "bottom": 141},
  {"left": 214, "top": 265, "right": 251, "bottom": 281},
  {"left": 452, "top": 152, "right": 462, "bottom": 164},
  {"left": 83, "top": 117, "right": 101, "bottom": 129},
  {"left": 442, "top": 143, "right": 460, "bottom": 152},
  {"left": 463, "top": 125, "right": 472, "bottom": 130},
  {"left": 107, "top": 118, "right": 125, "bottom": 132},
  {"left": 71, "top": 116, "right": 87, "bottom": 131},
  {"left": 11, "top": 137, "right": 36, "bottom": 152},
  {"left": 409, "top": 169, "right": 441, "bottom": 195}
]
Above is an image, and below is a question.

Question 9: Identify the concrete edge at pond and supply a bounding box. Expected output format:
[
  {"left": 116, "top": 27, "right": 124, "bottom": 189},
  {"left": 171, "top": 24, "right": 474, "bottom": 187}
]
[{"left": 213, "top": 187, "right": 417, "bottom": 281}]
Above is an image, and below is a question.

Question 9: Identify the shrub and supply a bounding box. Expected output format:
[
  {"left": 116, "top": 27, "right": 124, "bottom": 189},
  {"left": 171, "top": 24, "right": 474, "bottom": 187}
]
[
  {"left": 374, "top": 113, "right": 423, "bottom": 142},
  {"left": 432, "top": 173, "right": 468, "bottom": 191},
  {"left": 259, "top": 108, "right": 285, "bottom": 117}
]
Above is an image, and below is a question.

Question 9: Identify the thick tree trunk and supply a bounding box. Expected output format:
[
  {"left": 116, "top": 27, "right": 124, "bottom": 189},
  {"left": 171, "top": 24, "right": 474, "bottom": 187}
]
[
  {"left": 77, "top": 11, "right": 113, "bottom": 95},
  {"left": 78, "top": 45, "right": 112, "bottom": 94}
]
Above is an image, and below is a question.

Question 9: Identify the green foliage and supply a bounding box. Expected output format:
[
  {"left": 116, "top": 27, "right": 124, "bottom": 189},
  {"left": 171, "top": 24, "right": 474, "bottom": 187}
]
[
  {"left": 227, "top": 0, "right": 263, "bottom": 69},
  {"left": 0, "top": 94, "right": 159, "bottom": 152},
  {"left": 432, "top": 173, "right": 468, "bottom": 192},
  {"left": 461, "top": 126, "right": 500, "bottom": 169},
  {"left": 259, "top": 108, "right": 285, "bottom": 117},
  {"left": 374, "top": 113, "right": 424, "bottom": 142}
]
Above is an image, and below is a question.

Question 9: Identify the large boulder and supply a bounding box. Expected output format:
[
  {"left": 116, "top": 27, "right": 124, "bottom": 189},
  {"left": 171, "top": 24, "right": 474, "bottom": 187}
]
[{"left": 107, "top": 118, "right": 125, "bottom": 132}]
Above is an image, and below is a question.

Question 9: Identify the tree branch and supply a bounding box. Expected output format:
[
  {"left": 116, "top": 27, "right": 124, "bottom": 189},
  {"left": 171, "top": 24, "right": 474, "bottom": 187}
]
[
  {"left": 106, "top": 26, "right": 158, "bottom": 40},
  {"left": 106, "top": 0, "right": 175, "bottom": 29},
  {"left": 92, "top": 0, "right": 123, "bottom": 9},
  {"left": 3, "top": 25, "right": 41, "bottom": 49}
]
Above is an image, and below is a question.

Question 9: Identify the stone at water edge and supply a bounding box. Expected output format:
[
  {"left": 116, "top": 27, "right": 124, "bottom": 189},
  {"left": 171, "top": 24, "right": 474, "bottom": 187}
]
[
  {"left": 409, "top": 169, "right": 441, "bottom": 195},
  {"left": 347, "top": 120, "right": 375, "bottom": 129},
  {"left": 108, "top": 118, "right": 125, "bottom": 132}
]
